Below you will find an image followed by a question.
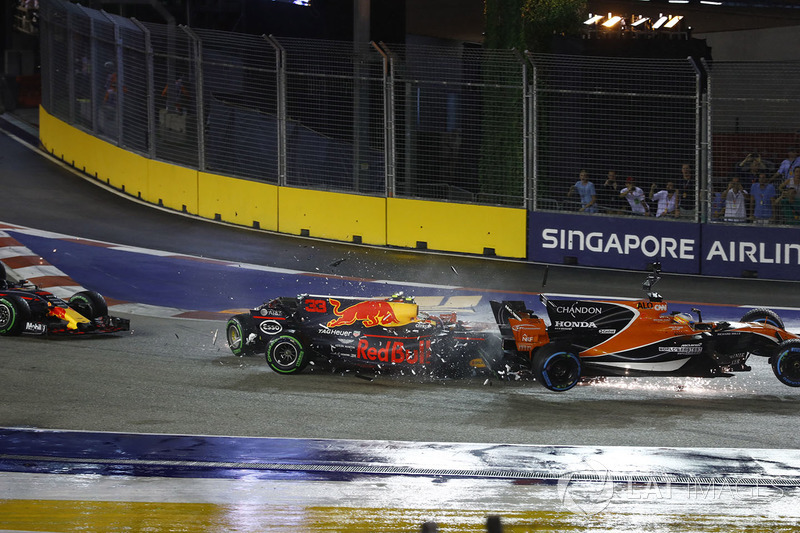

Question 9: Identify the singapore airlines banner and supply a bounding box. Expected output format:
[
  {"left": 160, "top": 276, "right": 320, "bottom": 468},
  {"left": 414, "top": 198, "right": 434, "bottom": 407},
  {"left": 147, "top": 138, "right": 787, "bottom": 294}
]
[{"left": 529, "top": 212, "right": 800, "bottom": 281}]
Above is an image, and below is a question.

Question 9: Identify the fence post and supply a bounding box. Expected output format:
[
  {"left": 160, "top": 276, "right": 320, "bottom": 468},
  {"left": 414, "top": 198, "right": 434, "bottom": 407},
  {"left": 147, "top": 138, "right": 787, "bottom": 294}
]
[
  {"left": 108, "top": 13, "right": 124, "bottom": 144},
  {"left": 690, "top": 56, "right": 703, "bottom": 224},
  {"left": 528, "top": 52, "right": 538, "bottom": 212},
  {"left": 519, "top": 48, "right": 532, "bottom": 211},
  {"left": 266, "top": 35, "right": 287, "bottom": 187},
  {"left": 373, "top": 42, "right": 394, "bottom": 198},
  {"left": 182, "top": 26, "right": 205, "bottom": 171},
  {"left": 132, "top": 18, "right": 155, "bottom": 159}
]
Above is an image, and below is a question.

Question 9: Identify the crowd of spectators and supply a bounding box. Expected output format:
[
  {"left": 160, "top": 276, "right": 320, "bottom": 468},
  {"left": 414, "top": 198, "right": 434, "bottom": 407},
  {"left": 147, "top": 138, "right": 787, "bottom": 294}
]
[{"left": 562, "top": 147, "right": 800, "bottom": 226}]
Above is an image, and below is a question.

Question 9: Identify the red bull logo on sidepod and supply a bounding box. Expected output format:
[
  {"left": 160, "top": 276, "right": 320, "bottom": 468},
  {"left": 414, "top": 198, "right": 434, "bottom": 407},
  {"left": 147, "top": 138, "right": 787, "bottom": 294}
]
[
  {"left": 356, "top": 338, "right": 432, "bottom": 365},
  {"left": 326, "top": 298, "right": 414, "bottom": 328}
]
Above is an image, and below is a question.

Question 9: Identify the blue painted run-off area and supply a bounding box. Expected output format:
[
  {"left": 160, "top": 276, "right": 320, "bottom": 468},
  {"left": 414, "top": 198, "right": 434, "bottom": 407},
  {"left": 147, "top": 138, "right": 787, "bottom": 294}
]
[{"left": 6, "top": 230, "right": 800, "bottom": 327}]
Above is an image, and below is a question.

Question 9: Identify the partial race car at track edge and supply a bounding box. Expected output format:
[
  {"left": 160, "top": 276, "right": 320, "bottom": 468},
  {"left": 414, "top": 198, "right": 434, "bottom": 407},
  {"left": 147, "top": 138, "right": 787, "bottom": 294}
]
[
  {"left": 226, "top": 293, "right": 496, "bottom": 377},
  {"left": 0, "top": 260, "right": 130, "bottom": 336},
  {"left": 491, "top": 262, "right": 800, "bottom": 391}
]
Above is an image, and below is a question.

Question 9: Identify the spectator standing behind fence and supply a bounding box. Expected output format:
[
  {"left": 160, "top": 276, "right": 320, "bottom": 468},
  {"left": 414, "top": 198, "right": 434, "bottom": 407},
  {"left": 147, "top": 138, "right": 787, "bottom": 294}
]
[
  {"left": 679, "top": 163, "right": 695, "bottom": 210},
  {"left": 650, "top": 182, "right": 680, "bottom": 218},
  {"left": 750, "top": 173, "right": 776, "bottom": 224},
  {"left": 776, "top": 188, "right": 800, "bottom": 225},
  {"left": 772, "top": 147, "right": 800, "bottom": 184},
  {"left": 724, "top": 177, "right": 747, "bottom": 223},
  {"left": 567, "top": 169, "right": 598, "bottom": 213},
  {"left": 601, "top": 170, "right": 627, "bottom": 214},
  {"left": 737, "top": 152, "right": 767, "bottom": 188},
  {"left": 620, "top": 177, "right": 649, "bottom": 215},
  {"left": 780, "top": 166, "right": 800, "bottom": 192},
  {"left": 710, "top": 182, "right": 725, "bottom": 221}
]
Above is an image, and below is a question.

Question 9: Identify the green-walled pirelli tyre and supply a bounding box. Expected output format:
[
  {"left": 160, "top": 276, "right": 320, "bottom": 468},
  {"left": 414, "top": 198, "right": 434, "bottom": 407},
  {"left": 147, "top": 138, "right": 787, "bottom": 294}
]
[
  {"left": 532, "top": 344, "right": 582, "bottom": 392},
  {"left": 266, "top": 334, "right": 308, "bottom": 374},
  {"left": 226, "top": 315, "right": 258, "bottom": 357},
  {"left": 0, "top": 294, "right": 32, "bottom": 336},
  {"left": 740, "top": 308, "right": 784, "bottom": 330},
  {"left": 772, "top": 339, "right": 800, "bottom": 387},
  {"left": 68, "top": 290, "right": 108, "bottom": 320}
]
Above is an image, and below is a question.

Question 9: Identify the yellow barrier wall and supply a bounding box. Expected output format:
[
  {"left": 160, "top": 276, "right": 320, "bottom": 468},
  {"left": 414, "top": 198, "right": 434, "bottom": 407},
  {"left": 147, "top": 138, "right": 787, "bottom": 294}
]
[
  {"left": 387, "top": 198, "right": 527, "bottom": 258},
  {"left": 146, "top": 159, "right": 198, "bottom": 214},
  {"left": 39, "top": 109, "right": 527, "bottom": 258},
  {"left": 39, "top": 109, "right": 149, "bottom": 197},
  {"left": 198, "top": 173, "right": 279, "bottom": 231},
  {"left": 278, "top": 188, "right": 387, "bottom": 245}
]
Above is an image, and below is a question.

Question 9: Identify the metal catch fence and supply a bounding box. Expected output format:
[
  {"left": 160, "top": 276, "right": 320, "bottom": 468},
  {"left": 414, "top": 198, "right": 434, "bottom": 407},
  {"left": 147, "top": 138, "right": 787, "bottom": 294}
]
[{"left": 38, "top": 0, "right": 800, "bottom": 226}]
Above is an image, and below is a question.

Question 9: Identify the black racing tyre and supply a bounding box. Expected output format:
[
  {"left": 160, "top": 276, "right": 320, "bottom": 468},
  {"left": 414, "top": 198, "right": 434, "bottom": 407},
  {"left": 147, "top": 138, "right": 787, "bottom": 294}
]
[
  {"left": 532, "top": 344, "right": 582, "bottom": 392},
  {"left": 266, "top": 334, "right": 308, "bottom": 374},
  {"left": 740, "top": 308, "right": 784, "bottom": 330},
  {"left": 0, "top": 295, "right": 31, "bottom": 336},
  {"left": 226, "top": 315, "right": 258, "bottom": 357},
  {"left": 772, "top": 339, "right": 800, "bottom": 387},
  {"left": 68, "top": 290, "right": 108, "bottom": 320}
]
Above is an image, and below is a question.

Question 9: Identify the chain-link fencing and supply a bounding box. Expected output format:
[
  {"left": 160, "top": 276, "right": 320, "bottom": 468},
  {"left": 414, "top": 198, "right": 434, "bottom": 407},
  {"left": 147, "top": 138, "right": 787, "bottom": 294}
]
[
  {"left": 37, "top": 0, "right": 800, "bottom": 227},
  {"left": 530, "top": 53, "right": 700, "bottom": 217},
  {"left": 706, "top": 59, "right": 800, "bottom": 226}
]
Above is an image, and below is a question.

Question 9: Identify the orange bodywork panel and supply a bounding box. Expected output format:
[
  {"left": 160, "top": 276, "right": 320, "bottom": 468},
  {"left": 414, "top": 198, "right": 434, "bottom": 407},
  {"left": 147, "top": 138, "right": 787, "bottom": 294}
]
[{"left": 509, "top": 316, "right": 549, "bottom": 356}]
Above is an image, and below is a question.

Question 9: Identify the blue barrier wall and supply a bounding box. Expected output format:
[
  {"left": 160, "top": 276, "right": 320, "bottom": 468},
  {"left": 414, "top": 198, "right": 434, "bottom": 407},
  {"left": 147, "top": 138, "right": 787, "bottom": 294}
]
[{"left": 529, "top": 212, "right": 799, "bottom": 280}]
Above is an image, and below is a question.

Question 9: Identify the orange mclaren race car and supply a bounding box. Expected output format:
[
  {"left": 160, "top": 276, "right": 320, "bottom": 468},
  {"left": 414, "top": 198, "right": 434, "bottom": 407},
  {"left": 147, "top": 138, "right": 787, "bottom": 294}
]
[
  {"left": 491, "top": 263, "right": 800, "bottom": 392},
  {"left": 0, "top": 261, "right": 129, "bottom": 337}
]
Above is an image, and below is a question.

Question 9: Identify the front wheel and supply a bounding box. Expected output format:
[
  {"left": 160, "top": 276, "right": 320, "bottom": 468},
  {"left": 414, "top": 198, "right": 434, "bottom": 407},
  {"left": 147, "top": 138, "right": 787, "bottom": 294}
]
[
  {"left": 740, "top": 308, "right": 784, "bottom": 330},
  {"left": 266, "top": 334, "right": 308, "bottom": 374},
  {"left": 532, "top": 344, "right": 582, "bottom": 392},
  {"left": 226, "top": 315, "right": 258, "bottom": 356},
  {"left": 0, "top": 295, "right": 31, "bottom": 336},
  {"left": 69, "top": 290, "right": 108, "bottom": 320},
  {"left": 772, "top": 339, "right": 800, "bottom": 387}
]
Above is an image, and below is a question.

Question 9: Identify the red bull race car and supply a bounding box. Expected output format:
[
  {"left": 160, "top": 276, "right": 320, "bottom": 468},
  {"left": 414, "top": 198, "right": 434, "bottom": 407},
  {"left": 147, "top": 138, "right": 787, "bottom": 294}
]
[
  {"left": 0, "top": 261, "right": 130, "bottom": 336},
  {"left": 225, "top": 293, "right": 493, "bottom": 376},
  {"left": 491, "top": 263, "right": 800, "bottom": 391}
]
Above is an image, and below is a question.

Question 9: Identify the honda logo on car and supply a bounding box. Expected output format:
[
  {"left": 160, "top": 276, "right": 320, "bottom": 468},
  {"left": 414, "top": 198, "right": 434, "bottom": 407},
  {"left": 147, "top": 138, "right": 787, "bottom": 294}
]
[
  {"left": 554, "top": 321, "right": 597, "bottom": 329},
  {"left": 356, "top": 338, "right": 432, "bottom": 365},
  {"left": 259, "top": 320, "right": 283, "bottom": 335}
]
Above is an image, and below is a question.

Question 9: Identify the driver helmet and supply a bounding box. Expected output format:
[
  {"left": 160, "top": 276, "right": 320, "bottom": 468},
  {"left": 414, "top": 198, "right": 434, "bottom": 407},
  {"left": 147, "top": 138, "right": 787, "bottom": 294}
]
[{"left": 672, "top": 312, "right": 694, "bottom": 326}]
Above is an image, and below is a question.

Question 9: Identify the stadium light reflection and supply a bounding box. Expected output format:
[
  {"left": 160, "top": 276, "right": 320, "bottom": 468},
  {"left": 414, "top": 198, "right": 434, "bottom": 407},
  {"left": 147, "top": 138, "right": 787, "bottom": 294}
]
[{"left": 652, "top": 15, "right": 669, "bottom": 29}]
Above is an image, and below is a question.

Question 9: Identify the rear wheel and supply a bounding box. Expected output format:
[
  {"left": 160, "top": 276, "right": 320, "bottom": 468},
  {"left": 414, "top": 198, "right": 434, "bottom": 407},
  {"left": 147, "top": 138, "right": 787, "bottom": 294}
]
[
  {"left": 0, "top": 295, "right": 31, "bottom": 336},
  {"left": 740, "top": 308, "right": 784, "bottom": 329},
  {"left": 772, "top": 339, "right": 800, "bottom": 387},
  {"left": 532, "top": 344, "right": 582, "bottom": 392},
  {"left": 266, "top": 334, "right": 308, "bottom": 374},
  {"left": 68, "top": 290, "right": 108, "bottom": 320},
  {"left": 226, "top": 315, "right": 257, "bottom": 356}
]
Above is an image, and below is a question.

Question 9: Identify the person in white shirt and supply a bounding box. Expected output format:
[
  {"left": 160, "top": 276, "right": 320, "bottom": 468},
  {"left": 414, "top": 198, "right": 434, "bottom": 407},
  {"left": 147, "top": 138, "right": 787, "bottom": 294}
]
[
  {"left": 619, "top": 177, "right": 649, "bottom": 215},
  {"left": 649, "top": 182, "right": 680, "bottom": 218},
  {"left": 724, "top": 177, "right": 747, "bottom": 223}
]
